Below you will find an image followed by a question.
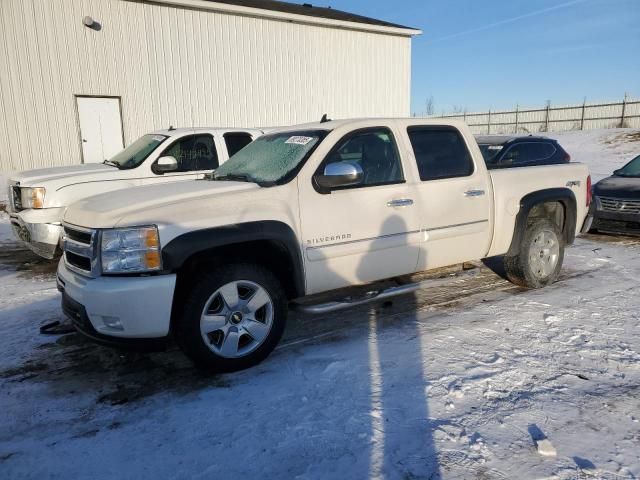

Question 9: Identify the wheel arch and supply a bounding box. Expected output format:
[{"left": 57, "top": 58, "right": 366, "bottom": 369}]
[
  {"left": 162, "top": 221, "right": 306, "bottom": 301},
  {"left": 506, "top": 188, "right": 577, "bottom": 257}
]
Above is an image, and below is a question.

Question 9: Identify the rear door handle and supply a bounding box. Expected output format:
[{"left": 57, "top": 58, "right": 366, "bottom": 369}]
[
  {"left": 464, "top": 190, "right": 485, "bottom": 197},
  {"left": 387, "top": 199, "right": 414, "bottom": 207}
]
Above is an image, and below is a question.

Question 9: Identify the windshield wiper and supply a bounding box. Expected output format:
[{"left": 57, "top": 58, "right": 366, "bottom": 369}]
[
  {"left": 103, "top": 160, "right": 121, "bottom": 168},
  {"left": 213, "top": 174, "right": 255, "bottom": 183}
]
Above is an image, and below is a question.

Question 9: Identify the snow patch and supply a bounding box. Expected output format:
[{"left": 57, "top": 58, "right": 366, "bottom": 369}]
[{"left": 536, "top": 439, "right": 558, "bottom": 457}]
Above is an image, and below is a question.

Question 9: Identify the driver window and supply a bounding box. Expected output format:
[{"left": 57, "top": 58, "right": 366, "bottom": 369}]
[
  {"left": 160, "top": 134, "right": 218, "bottom": 172},
  {"left": 325, "top": 129, "right": 404, "bottom": 187}
]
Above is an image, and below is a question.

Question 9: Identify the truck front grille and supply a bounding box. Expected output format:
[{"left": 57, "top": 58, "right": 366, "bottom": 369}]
[
  {"left": 599, "top": 197, "right": 640, "bottom": 214},
  {"left": 63, "top": 224, "right": 99, "bottom": 277}
]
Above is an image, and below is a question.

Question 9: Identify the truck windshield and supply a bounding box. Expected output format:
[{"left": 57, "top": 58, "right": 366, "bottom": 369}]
[
  {"left": 106, "top": 134, "right": 168, "bottom": 169},
  {"left": 213, "top": 130, "right": 327, "bottom": 186}
]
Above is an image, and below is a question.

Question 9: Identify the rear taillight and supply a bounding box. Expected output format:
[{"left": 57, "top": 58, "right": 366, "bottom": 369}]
[
  {"left": 586, "top": 175, "right": 592, "bottom": 207},
  {"left": 564, "top": 152, "right": 571, "bottom": 162}
]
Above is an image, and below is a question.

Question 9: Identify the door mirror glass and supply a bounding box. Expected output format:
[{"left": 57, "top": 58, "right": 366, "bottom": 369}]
[
  {"left": 315, "top": 161, "right": 364, "bottom": 189},
  {"left": 154, "top": 156, "right": 178, "bottom": 173}
]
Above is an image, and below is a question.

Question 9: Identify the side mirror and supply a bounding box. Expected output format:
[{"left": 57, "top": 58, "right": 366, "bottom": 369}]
[
  {"left": 613, "top": 169, "right": 621, "bottom": 176},
  {"left": 154, "top": 156, "right": 178, "bottom": 174},
  {"left": 315, "top": 161, "right": 364, "bottom": 190}
]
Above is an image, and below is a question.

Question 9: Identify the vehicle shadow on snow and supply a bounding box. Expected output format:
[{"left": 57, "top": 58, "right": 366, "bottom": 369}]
[{"left": 290, "top": 215, "right": 441, "bottom": 479}]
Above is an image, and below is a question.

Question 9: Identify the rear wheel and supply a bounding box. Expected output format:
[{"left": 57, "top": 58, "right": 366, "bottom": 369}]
[
  {"left": 504, "top": 218, "right": 564, "bottom": 289},
  {"left": 174, "top": 263, "right": 287, "bottom": 372}
]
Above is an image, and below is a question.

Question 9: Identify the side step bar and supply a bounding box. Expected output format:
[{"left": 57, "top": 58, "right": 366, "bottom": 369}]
[{"left": 293, "top": 283, "right": 422, "bottom": 315}]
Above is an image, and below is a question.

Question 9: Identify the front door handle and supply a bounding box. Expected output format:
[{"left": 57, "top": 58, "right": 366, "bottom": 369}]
[
  {"left": 464, "top": 190, "right": 485, "bottom": 197},
  {"left": 387, "top": 199, "right": 414, "bottom": 207}
]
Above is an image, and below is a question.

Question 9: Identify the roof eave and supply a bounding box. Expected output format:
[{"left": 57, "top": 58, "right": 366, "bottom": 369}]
[{"left": 143, "top": 0, "right": 422, "bottom": 36}]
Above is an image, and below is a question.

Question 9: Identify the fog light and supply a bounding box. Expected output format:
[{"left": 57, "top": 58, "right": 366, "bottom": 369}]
[{"left": 102, "top": 316, "right": 124, "bottom": 331}]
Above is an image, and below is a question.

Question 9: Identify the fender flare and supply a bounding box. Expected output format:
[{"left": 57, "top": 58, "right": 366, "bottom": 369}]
[
  {"left": 161, "top": 221, "right": 305, "bottom": 297},
  {"left": 506, "top": 188, "right": 577, "bottom": 257}
]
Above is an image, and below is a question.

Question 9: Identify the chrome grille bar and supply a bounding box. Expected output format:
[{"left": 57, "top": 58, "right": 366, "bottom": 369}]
[
  {"left": 62, "top": 223, "right": 100, "bottom": 277},
  {"left": 599, "top": 196, "right": 640, "bottom": 214}
]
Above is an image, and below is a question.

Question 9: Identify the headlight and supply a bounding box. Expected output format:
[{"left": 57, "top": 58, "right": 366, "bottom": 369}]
[
  {"left": 101, "top": 226, "right": 162, "bottom": 274},
  {"left": 21, "top": 187, "right": 46, "bottom": 209}
]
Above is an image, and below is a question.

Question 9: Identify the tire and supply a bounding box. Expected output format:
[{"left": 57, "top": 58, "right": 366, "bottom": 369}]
[
  {"left": 504, "top": 217, "right": 564, "bottom": 289},
  {"left": 174, "top": 263, "right": 287, "bottom": 372}
]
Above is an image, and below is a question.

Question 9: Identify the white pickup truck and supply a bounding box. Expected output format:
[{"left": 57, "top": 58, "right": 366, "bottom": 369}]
[
  {"left": 57, "top": 118, "right": 592, "bottom": 372},
  {"left": 7, "top": 127, "right": 262, "bottom": 258}
]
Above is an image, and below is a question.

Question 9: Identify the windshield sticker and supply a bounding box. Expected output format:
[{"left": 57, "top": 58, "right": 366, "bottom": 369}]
[
  {"left": 152, "top": 136, "right": 165, "bottom": 142},
  {"left": 285, "top": 136, "right": 314, "bottom": 146},
  {"left": 488, "top": 145, "right": 503, "bottom": 150}
]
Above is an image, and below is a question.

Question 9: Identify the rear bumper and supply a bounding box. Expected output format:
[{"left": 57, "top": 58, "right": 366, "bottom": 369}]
[
  {"left": 57, "top": 260, "right": 177, "bottom": 339},
  {"left": 9, "top": 209, "right": 65, "bottom": 259}
]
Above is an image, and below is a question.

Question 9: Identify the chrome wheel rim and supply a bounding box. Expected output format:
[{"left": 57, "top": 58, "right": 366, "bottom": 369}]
[
  {"left": 528, "top": 228, "right": 560, "bottom": 279},
  {"left": 200, "top": 280, "right": 274, "bottom": 358}
]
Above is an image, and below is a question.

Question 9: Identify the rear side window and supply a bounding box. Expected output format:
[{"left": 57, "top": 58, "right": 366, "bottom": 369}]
[
  {"left": 161, "top": 134, "right": 218, "bottom": 171},
  {"left": 407, "top": 127, "right": 474, "bottom": 181},
  {"left": 224, "top": 132, "right": 254, "bottom": 157},
  {"left": 501, "top": 142, "right": 556, "bottom": 166}
]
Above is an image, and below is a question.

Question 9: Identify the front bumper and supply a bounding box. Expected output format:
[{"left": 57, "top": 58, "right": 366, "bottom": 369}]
[
  {"left": 591, "top": 198, "right": 640, "bottom": 236},
  {"left": 9, "top": 211, "right": 63, "bottom": 259},
  {"left": 57, "top": 260, "right": 177, "bottom": 339},
  {"left": 592, "top": 212, "right": 640, "bottom": 235}
]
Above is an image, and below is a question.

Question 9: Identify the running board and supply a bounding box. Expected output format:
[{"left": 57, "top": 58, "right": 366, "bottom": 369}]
[{"left": 293, "top": 283, "right": 422, "bottom": 314}]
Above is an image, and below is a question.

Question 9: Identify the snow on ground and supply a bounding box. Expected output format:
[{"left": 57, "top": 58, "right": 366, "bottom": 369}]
[
  {"left": 1, "top": 131, "right": 640, "bottom": 479},
  {"left": 548, "top": 128, "right": 640, "bottom": 182}
]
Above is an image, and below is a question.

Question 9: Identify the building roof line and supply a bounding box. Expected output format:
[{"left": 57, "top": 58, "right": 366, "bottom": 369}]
[{"left": 142, "top": 0, "right": 422, "bottom": 36}]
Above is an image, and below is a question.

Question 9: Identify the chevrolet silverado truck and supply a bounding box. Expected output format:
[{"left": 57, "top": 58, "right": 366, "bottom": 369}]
[
  {"left": 57, "top": 118, "right": 592, "bottom": 372},
  {"left": 8, "top": 127, "right": 262, "bottom": 258}
]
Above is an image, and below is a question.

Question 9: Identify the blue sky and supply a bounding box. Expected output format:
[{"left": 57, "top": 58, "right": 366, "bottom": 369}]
[{"left": 325, "top": 0, "right": 640, "bottom": 114}]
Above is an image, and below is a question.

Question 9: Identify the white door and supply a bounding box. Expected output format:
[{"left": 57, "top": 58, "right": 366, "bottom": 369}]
[
  {"left": 76, "top": 97, "right": 124, "bottom": 164},
  {"left": 298, "top": 127, "right": 421, "bottom": 294},
  {"left": 405, "top": 126, "right": 493, "bottom": 270}
]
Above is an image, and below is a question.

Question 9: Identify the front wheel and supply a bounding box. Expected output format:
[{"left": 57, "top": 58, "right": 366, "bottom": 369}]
[
  {"left": 504, "top": 218, "right": 564, "bottom": 289},
  {"left": 174, "top": 263, "right": 287, "bottom": 372}
]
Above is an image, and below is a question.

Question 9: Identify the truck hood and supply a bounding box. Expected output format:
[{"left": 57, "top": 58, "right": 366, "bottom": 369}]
[
  {"left": 11, "top": 164, "right": 123, "bottom": 190},
  {"left": 64, "top": 180, "right": 259, "bottom": 228},
  {"left": 594, "top": 176, "right": 640, "bottom": 198}
]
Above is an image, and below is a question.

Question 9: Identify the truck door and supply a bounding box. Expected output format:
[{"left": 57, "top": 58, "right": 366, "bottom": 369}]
[
  {"left": 298, "top": 127, "right": 421, "bottom": 294},
  {"left": 405, "top": 126, "right": 493, "bottom": 270},
  {"left": 146, "top": 134, "right": 219, "bottom": 184}
]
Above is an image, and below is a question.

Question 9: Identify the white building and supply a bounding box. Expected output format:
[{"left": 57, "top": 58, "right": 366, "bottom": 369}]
[{"left": 0, "top": 0, "right": 420, "bottom": 172}]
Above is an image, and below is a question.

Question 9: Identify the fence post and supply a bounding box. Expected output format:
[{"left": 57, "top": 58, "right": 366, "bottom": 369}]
[
  {"left": 545, "top": 101, "right": 550, "bottom": 132},
  {"left": 580, "top": 98, "right": 586, "bottom": 130},
  {"left": 514, "top": 105, "right": 519, "bottom": 134},
  {"left": 620, "top": 93, "right": 628, "bottom": 128},
  {"left": 463, "top": 110, "right": 467, "bottom": 124},
  {"left": 487, "top": 109, "right": 491, "bottom": 134}
]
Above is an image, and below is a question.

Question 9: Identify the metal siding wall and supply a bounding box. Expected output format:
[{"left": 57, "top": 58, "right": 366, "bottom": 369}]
[{"left": 0, "top": 0, "right": 412, "bottom": 172}]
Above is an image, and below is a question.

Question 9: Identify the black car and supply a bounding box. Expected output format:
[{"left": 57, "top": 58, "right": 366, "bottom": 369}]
[
  {"left": 590, "top": 154, "right": 640, "bottom": 235},
  {"left": 476, "top": 135, "right": 571, "bottom": 169}
]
